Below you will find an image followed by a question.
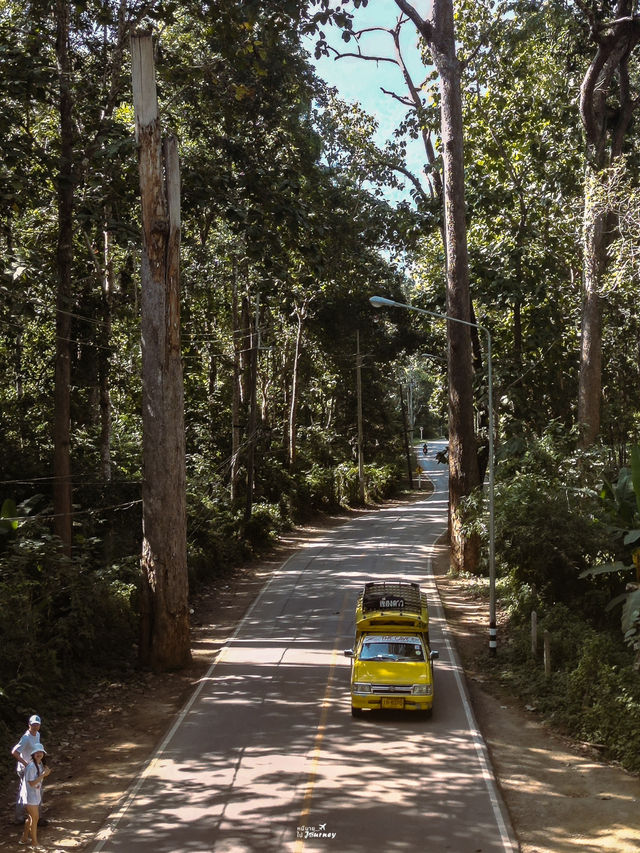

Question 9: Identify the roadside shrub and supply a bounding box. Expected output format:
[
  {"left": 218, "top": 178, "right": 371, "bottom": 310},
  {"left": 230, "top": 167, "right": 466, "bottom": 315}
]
[
  {"left": 256, "top": 457, "right": 296, "bottom": 505},
  {"left": 365, "top": 463, "right": 400, "bottom": 502},
  {"left": 335, "top": 462, "right": 360, "bottom": 506},
  {"left": 463, "top": 425, "right": 611, "bottom": 605},
  {"left": 0, "top": 527, "right": 137, "bottom": 719},
  {"left": 242, "top": 502, "right": 287, "bottom": 550},
  {"left": 303, "top": 464, "right": 338, "bottom": 511},
  {"left": 494, "top": 602, "right": 640, "bottom": 773},
  {"left": 304, "top": 462, "right": 400, "bottom": 509},
  {"left": 495, "top": 471, "right": 607, "bottom": 603},
  {"left": 554, "top": 629, "right": 640, "bottom": 771},
  {"left": 187, "top": 490, "right": 248, "bottom": 583},
  {"left": 541, "top": 605, "right": 598, "bottom": 670},
  {"left": 502, "top": 578, "right": 542, "bottom": 622}
]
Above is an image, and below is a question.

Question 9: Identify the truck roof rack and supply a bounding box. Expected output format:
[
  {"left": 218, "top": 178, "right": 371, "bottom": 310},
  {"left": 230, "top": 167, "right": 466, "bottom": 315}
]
[{"left": 361, "top": 580, "right": 422, "bottom": 615}]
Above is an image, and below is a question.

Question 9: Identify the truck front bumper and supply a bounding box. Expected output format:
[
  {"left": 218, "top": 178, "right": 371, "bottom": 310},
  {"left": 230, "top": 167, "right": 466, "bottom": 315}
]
[{"left": 351, "top": 694, "right": 433, "bottom": 713}]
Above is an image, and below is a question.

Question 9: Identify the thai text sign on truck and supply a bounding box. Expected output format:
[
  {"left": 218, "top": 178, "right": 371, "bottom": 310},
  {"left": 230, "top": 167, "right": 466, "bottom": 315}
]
[{"left": 344, "top": 580, "right": 438, "bottom": 717}]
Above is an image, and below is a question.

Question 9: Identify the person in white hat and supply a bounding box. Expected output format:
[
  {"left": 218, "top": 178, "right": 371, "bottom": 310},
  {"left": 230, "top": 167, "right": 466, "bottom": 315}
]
[
  {"left": 11, "top": 715, "right": 42, "bottom": 823},
  {"left": 18, "top": 742, "right": 50, "bottom": 848}
]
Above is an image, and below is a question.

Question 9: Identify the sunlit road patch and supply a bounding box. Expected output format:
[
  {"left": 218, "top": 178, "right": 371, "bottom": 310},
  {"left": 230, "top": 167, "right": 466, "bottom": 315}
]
[{"left": 91, "top": 440, "right": 516, "bottom": 853}]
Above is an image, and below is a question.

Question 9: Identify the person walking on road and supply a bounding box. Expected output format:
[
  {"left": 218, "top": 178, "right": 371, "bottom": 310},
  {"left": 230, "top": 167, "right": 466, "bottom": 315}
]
[
  {"left": 18, "top": 742, "right": 50, "bottom": 848},
  {"left": 11, "top": 714, "right": 42, "bottom": 823}
]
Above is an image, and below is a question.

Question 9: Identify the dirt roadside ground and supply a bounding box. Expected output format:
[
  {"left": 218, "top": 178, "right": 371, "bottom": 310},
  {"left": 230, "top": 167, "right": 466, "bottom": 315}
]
[
  {"left": 2, "top": 493, "right": 640, "bottom": 852},
  {"left": 431, "top": 535, "right": 640, "bottom": 853}
]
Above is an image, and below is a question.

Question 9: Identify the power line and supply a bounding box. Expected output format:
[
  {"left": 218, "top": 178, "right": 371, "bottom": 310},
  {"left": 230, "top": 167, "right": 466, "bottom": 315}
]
[{"left": 8, "top": 498, "right": 143, "bottom": 523}]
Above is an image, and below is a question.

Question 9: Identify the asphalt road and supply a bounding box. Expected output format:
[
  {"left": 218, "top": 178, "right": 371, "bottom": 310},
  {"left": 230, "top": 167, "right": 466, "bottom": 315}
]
[{"left": 91, "top": 440, "right": 518, "bottom": 853}]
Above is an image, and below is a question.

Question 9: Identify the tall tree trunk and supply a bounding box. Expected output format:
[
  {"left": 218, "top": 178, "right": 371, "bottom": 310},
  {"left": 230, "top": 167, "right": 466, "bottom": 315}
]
[
  {"left": 132, "top": 32, "right": 190, "bottom": 672},
  {"left": 206, "top": 318, "right": 217, "bottom": 441},
  {"left": 341, "top": 2, "right": 486, "bottom": 536},
  {"left": 577, "top": 2, "right": 640, "bottom": 446},
  {"left": 15, "top": 328, "right": 23, "bottom": 402},
  {"left": 54, "top": 0, "right": 73, "bottom": 555},
  {"left": 578, "top": 177, "right": 606, "bottom": 446},
  {"left": 396, "top": 0, "right": 480, "bottom": 571},
  {"left": 513, "top": 299, "right": 522, "bottom": 367},
  {"left": 437, "top": 1, "right": 480, "bottom": 574}
]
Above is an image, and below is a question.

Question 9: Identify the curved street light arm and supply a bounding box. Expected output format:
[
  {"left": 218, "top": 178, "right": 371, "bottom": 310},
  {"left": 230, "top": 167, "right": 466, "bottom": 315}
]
[{"left": 369, "top": 294, "right": 496, "bottom": 655}]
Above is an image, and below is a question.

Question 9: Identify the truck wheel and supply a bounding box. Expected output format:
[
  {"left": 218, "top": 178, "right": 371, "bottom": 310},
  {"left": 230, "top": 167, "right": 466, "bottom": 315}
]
[{"left": 351, "top": 706, "right": 364, "bottom": 718}]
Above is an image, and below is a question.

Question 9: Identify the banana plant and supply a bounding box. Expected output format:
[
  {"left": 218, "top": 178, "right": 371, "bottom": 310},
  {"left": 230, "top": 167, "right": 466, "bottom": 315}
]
[
  {"left": 0, "top": 495, "right": 44, "bottom": 552},
  {"left": 0, "top": 498, "right": 19, "bottom": 540},
  {"left": 580, "top": 446, "right": 640, "bottom": 667}
]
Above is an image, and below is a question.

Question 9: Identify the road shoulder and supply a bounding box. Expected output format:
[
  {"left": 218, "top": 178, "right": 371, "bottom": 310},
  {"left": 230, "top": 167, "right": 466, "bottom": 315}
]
[
  {"left": 431, "top": 535, "right": 640, "bottom": 853},
  {"left": 2, "top": 492, "right": 638, "bottom": 852}
]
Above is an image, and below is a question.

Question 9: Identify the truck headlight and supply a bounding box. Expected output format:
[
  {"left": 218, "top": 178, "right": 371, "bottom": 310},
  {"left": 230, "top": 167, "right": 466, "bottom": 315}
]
[
  {"left": 353, "top": 682, "right": 372, "bottom": 694},
  {"left": 411, "top": 684, "right": 433, "bottom": 695}
]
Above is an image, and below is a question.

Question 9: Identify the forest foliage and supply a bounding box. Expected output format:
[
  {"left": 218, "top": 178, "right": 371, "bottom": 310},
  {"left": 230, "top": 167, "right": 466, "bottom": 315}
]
[
  {"left": 0, "top": 0, "right": 425, "bottom": 732},
  {"left": 1, "top": 0, "right": 640, "bottom": 767}
]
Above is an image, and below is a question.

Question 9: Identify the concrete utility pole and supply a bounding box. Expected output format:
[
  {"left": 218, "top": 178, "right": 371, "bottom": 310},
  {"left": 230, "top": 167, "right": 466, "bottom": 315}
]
[
  {"left": 131, "top": 30, "right": 190, "bottom": 671},
  {"left": 356, "top": 331, "right": 365, "bottom": 504},
  {"left": 371, "top": 295, "right": 496, "bottom": 655},
  {"left": 245, "top": 292, "right": 260, "bottom": 521},
  {"left": 399, "top": 384, "right": 414, "bottom": 489},
  {"left": 407, "top": 376, "right": 415, "bottom": 446}
]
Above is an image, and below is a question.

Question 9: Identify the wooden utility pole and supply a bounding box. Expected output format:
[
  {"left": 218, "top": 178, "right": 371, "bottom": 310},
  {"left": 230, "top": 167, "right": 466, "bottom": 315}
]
[{"left": 131, "top": 31, "right": 190, "bottom": 671}]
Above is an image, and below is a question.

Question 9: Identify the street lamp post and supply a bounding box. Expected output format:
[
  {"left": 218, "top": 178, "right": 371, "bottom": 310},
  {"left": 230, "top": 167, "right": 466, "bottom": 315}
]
[{"left": 370, "top": 294, "right": 496, "bottom": 656}]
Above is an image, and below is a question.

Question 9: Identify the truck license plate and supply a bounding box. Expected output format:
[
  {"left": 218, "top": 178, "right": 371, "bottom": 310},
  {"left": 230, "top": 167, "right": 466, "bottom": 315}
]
[{"left": 382, "top": 697, "right": 404, "bottom": 709}]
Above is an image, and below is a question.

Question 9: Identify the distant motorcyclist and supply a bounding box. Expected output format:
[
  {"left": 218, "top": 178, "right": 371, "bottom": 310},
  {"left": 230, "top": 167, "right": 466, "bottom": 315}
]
[{"left": 422, "top": 443, "right": 428, "bottom": 456}]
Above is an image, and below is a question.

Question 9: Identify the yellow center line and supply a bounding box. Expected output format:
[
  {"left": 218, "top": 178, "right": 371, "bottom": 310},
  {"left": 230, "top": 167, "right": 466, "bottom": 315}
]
[{"left": 294, "top": 591, "right": 350, "bottom": 852}]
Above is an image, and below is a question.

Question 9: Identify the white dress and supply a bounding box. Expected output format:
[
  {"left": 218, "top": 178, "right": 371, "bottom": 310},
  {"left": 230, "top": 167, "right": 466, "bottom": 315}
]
[{"left": 19, "top": 761, "right": 43, "bottom": 806}]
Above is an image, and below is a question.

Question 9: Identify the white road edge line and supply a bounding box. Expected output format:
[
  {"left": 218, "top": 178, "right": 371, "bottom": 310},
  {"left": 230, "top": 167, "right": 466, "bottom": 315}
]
[
  {"left": 92, "top": 467, "right": 515, "bottom": 852},
  {"left": 91, "top": 516, "right": 373, "bottom": 850},
  {"left": 427, "top": 553, "right": 519, "bottom": 853},
  {"left": 90, "top": 550, "right": 297, "bottom": 851}
]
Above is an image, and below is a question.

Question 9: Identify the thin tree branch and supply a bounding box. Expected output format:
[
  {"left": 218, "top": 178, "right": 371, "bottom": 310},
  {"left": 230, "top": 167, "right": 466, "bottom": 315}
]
[
  {"left": 580, "top": 13, "right": 640, "bottom": 155},
  {"left": 580, "top": 42, "right": 613, "bottom": 148},
  {"left": 574, "top": 0, "right": 602, "bottom": 39},
  {"left": 352, "top": 25, "right": 398, "bottom": 37},
  {"left": 388, "top": 19, "right": 443, "bottom": 200},
  {"left": 326, "top": 45, "right": 398, "bottom": 65},
  {"left": 388, "top": 162, "right": 433, "bottom": 205},
  {"left": 392, "top": 0, "right": 433, "bottom": 42},
  {"left": 459, "top": 17, "right": 503, "bottom": 71},
  {"left": 325, "top": 3, "right": 441, "bottom": 206},
  {"left": 380, "top": 86, "right": 414, "bottom": 107}
]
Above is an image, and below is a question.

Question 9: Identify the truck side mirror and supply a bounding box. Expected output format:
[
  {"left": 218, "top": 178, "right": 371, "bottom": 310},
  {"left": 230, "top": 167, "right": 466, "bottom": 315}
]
[
  {"left": 343, "top": 649, "right": 354, "bottom": 658},
  {"left": 430, "top": 650, "right": 439, "bottom": 661}
]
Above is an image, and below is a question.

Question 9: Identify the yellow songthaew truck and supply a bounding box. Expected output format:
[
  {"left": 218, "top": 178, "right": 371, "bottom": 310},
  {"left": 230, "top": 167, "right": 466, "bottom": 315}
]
[{"left": 344, "top": 580, "right": 438, "bottom": 718}]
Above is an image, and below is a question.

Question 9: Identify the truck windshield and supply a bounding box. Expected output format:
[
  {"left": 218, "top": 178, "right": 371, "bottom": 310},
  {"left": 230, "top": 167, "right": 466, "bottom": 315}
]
[{"left": 360, "top": 641, "right": 425, "bottom": 662}]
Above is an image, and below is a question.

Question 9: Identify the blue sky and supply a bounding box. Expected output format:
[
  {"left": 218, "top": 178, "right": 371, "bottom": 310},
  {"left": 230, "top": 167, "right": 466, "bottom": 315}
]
[{"left": 307, "top": 0, "right": 432, "bottom": 204}]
